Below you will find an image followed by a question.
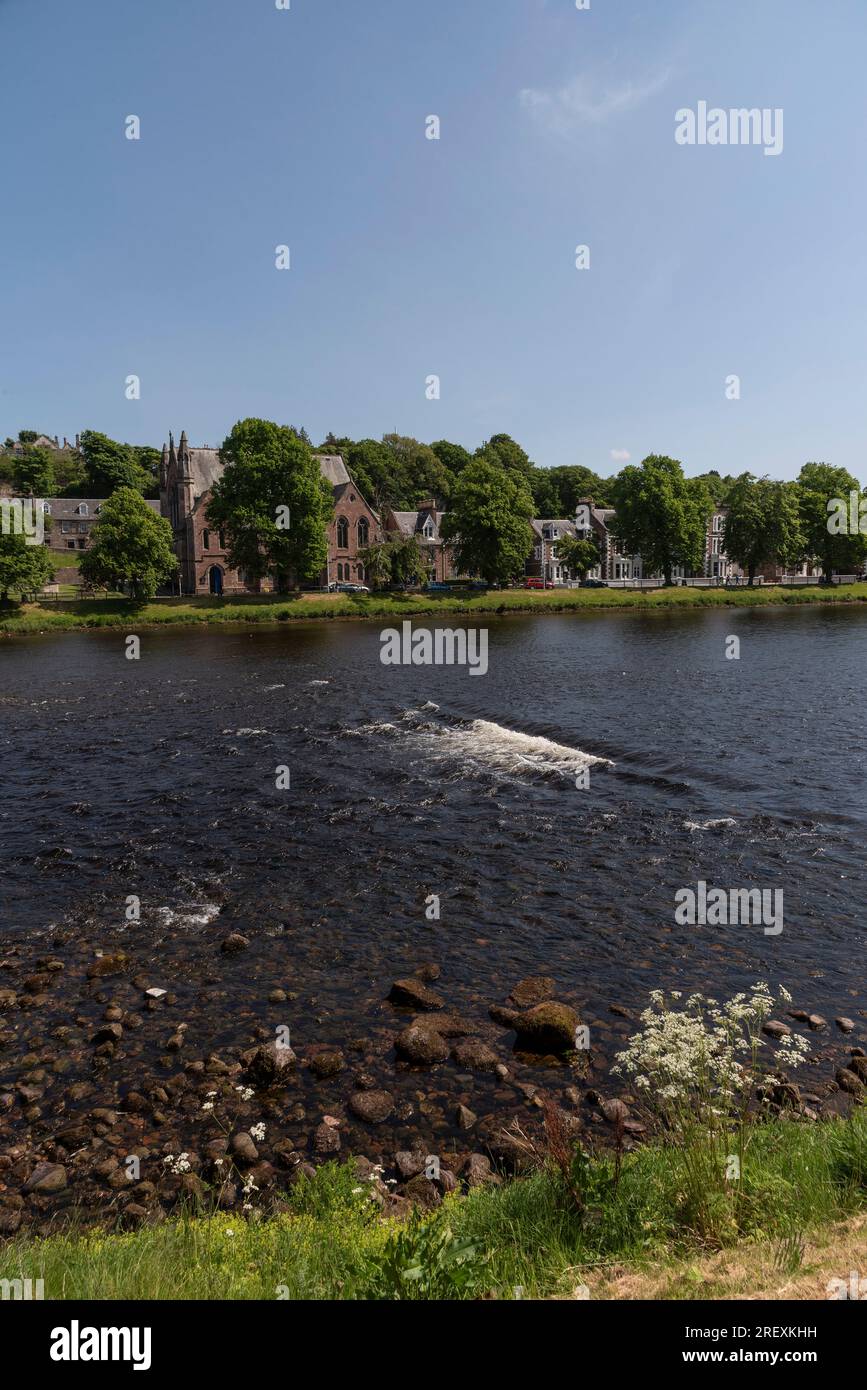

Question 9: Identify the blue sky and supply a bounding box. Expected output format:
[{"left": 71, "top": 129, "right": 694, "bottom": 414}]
[{"left": 1, "top": 0, "right": 865, "bottom": 481}]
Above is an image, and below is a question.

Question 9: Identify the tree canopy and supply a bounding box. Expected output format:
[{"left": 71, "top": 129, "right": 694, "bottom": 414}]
[
  {"left": 722, "top": 475, "right": 803, "bottom": 585},
  {"left": 440, "top": 457, "right": 535, "bottom": 584},
  {"left": 610, "top": 455, "right": 711, "bottom": 585},
  {"left": 79, "top": 488, "right": 178, "bottom": 600},
  {"left": 207, "top": 419, "right": 334, "bottom": 592}
]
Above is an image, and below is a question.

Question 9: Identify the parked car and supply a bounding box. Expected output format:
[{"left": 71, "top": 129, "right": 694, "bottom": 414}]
[
  {"left": 525, "top": 577, "right": 553, "bottom": 589},
  {"left": 426, "top": 581, "right": 450, "bottom": 592},
  {"left": 333, "top": 582, "right": 369, "bottom": 594},
  {"left": 580, "top": 578, "right": 607, "bottom": 588}
]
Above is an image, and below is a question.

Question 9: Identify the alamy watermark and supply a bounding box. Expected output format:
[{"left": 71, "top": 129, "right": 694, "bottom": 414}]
[
  {"left": 380, "top": 621, "right": 488, "bottom": 676},
  {"left": 826, "top": 492, "right": 867, "bottom": 535},
  {"left": 0, "top": 497, "right": 45, "bottom": 546},
  {"left": 675, "top": 102, "right": 783, "bottom": 157},
  {"left": 675, "top": 881, "right": 783, "bottom": 936}
]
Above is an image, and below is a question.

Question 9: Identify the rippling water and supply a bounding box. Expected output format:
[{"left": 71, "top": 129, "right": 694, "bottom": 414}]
[{"left": 1, "top": 605, "right": 865, "bottom": 1095}]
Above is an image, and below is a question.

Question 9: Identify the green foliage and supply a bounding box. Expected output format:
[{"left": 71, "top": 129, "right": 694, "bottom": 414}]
[
  {"left": 475, "top": 432, "right": 533, "bottom": 481},
  {"left": 554, "top": 533, "right": 600, "bottom": 578},
  {"left": 0, "top": 530, "right": 55, "bottom": 599},
  {"left": 207, "top": 419, "right": 334, "bottom": 592},
  {"left": 79, "top": 431, "right": 154, "bottom": 497},
  {"left": 441, "top": 457, "right": 535, "bottom": 584},
  {"left": 13, "top": 445, "right": 56, "bottom": 497},
  {"left": 797, "top": 461, "right": 867, "bottom": 578},
  {"left": 79, "top": 488, "right": 178, "bottom": 601},
  {"left": 723, "top": 474, "right": 803, "bottom": 583},
  {"left": 430, "top": 439, "right": 473, "bottom": 477},
  {"left": 370, "top": 1210, "right": 488, "bottom": 1300},
  {"left": 611, "top": 455, "right": 711, "bottom": 584}
]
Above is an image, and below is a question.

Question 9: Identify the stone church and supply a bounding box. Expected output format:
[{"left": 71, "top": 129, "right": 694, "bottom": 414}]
[{"left": 159, "top": 432, "right": 382, "bottom": 595}]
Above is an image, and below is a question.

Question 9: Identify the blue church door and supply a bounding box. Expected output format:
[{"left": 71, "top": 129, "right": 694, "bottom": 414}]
[{"left": 209, "top": 566, "right": 223, "bottom": 596}]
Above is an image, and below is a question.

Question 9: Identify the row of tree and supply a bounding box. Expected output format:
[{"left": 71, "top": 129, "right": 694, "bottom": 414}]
[
  {"left": 2, "top": 417, "right": 864, "bottom": 601},
  {"left": 1, "top": 430, "right": 161, "bottom": 500}
]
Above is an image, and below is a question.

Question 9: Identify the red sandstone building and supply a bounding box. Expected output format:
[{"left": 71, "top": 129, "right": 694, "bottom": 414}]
[{"left": 158, "top": 432, "right": 382, "bottom": 595}]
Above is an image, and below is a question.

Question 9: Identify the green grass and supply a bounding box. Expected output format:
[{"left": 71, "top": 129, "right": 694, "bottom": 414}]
[
  {"left": 3, "top": 581, "right": 867, "bottom": 636},
  {"left": 2, "top": 1110, "right": 864, "bottom": 1300}
]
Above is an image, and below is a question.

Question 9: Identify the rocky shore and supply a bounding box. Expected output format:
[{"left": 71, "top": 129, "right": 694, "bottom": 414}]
[{"left": 0, "top": 924, "right": 864, "bottom": 1239}]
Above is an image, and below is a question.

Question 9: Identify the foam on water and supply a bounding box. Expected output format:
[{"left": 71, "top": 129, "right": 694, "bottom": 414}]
[{"left": 358, "top": 710, "right": 611, "bottom": 780}]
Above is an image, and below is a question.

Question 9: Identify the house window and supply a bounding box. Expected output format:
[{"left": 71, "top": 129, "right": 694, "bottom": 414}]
[
  {"left": 357, "top": 518, "right": 369, "bottom": 546},
  {"left": 336, "top": 517, "right": 349, "bottom": 548},
  {"left": 77, "top": 503, "right": 88, "bottom": 516},
  {"left": 66, "top": 540, "right": 75, "bottom": 549},
  {"left": 43, "top": 502, "right": 51, "bottom": 515},
  {"left": 203, "top": 529, "right": 210, "bottom": 549},
  {"left": 61, "top": 521, "right": 71, "bottom": 533},
  {"left": 423, "top": 521, "right": 434, "bottom": 539},
  {"left": 357, "top": 563, "right": 365, "bottom": 580}
]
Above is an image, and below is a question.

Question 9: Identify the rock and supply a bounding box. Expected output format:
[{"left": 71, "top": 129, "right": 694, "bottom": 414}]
[
  {"left": 404, "top": 1175, "right": 440, "bottom": 1210},
  {"left": 388, "top": 977, "right": 445, "bottom": 1012},
  {"left": 308, "top": 1051, "right": 344, "bottom": 1079},
  {"left": 0, "top": 1209, "right": 22, "bottom": 1235},
  {"left": 464, "top": 1153, "right": 499, "bottom": 1188},
  {"left": 600, "top": 1098, "right": 629, "bottom": 1126},
  {"left": 86, "top": 953, "right": 127, "bottom": 979},
  {"left": 509, "top": 976, "right": 556, "bottom": 1008},
  {"left": 413, "top": 963, "right": 441, "bottom": 983},
  {"left": 456, "top": 1104, "right": 477, "bottom": 1130},
  {"left": 762, "top": 1020, "right": 791, "bottom": 1040},
  {"left": 244, "top": 1041, "right": 296, "bottom": 1087},
  {"left": 221, "top": 933, "right": 250, "bottom": 955},
  {"left": 807, "top": 1015, "right": 827, "bottom": 1031},
  {"left": 22, "top": 1162, "right": 67, "bottom": 1194},
  {"left": 313, "top": 1123, "right": 341, "bottom": 1155},
  {"left": 451, "top": 1038, "right": 500, "bottom": 1072},
  {"left": 395, "top": 1022, "right": 449, "bottom": 1066},
  {"left": 0, "top": 990, "right": 17, "bottom": 1010},
  {"left": 145, "top": 988, "right": 167, "bottom": 999},
  {"left": 835, "top": 1017, "right": 856, "bottom": 1034},
  {"left": 395, "top": 1150, "right": 427, "bottom": 1180},
  {"left": 768, "top": 1082, "right": 802, "bottom": 1111},
  {"left": 850, "top": 1055, "right": 867, "bottom": 1083},
  {"left": 268, "top": 989, "right": 287, "bottom": 1004},
  {"left": 348, "top": 1090, "right": 394, "bottom": 1124},
  {"left": 510, "top": 1001, "right": 581, "bottom": 1054},
  {"left": 836, "top": 1068, "right": 865, "bottom": 1097},
  {"left": 230, "top": 1132, "right": 259, "bottom": 1163}
]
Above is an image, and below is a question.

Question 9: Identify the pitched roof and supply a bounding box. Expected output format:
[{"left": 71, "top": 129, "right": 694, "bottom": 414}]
[
  {"left": 38, "top": 497, "right": 161, "bottom": 520},
  {"left": 316, "top": 454, "right": 351, "bottom": 487}
]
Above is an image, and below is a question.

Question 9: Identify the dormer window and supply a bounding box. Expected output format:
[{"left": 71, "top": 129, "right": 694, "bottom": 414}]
[
  {"left": 423, "top": 520, "right": 434, "bottom": 539},
  {"left": 42, "top": 502, "right": 51, "bottom": 514},
  {"left": 77, "top": 503, "right": 88, "bottom": 516}
]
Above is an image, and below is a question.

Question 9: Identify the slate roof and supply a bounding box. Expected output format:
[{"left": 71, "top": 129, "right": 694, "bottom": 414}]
[{"left": 39, "top": 498, "right": 161, "bottom": 520}]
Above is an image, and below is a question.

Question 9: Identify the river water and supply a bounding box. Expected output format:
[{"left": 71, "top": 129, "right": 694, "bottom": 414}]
[{"left": 1, "top": 605, "right": 865, "bottom": 1169}]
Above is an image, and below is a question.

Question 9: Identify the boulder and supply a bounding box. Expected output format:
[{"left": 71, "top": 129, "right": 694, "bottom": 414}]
[
  {"left": 220, "top": 933, "right": 250, "bottom": 955},
  {"left": 510, "top": 1001, "right": 581, "bottom": 1054},
  {"left": 229, "top": 1132, "right": 259, "bottom": 1164},
  {"left": 835, "top": 1017, "right": 856, "bottom": 1034},
  {"left": 388, "top": 978, "right": 445, "bottom": 1012},
  {"left": 349, "top": 1090, "right": 394, "bottom": 1124},
  {"left": 509, "top": 976, "right": 556, "bottom": 1008},
  {"left": 451, "top": 1038, "right": 500, "bottom": 1072},
  {"left": 308, "top": 1051, "right": 344, "bottom": 1079},
  {"left": 761, "top": 1020, "right": 791, "bottom": 1040},
  {"left": 395, "top": 1022, "right": 449, "bottom": 1066},
  {"left": 22, "top": 1162, "right": 67, "bottom": 1194},
  {"left": 836, "top": 1068, "right": 864, "bottom": 1098},
  {"left": 244, "top": 1041, "right": 296, "bottom": 1087}
]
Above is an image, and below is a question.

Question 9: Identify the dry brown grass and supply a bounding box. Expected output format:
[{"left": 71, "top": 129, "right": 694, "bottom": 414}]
[{"left": 584, "top": 1214, "right": 867, "bottom": 1301}]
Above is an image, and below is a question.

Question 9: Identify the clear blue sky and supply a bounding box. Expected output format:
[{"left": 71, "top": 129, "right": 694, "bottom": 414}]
[{"left": 1, "top": 0, "right": 865, "bottom": 481}]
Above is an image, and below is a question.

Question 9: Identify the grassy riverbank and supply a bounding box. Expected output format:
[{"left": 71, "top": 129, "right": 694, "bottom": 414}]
[
  {"left": 3, "top": 582, "right": 867, "bottom": 636},
  {"left": 3, "top": 1110, "right": 864, "bottom": 1300}
]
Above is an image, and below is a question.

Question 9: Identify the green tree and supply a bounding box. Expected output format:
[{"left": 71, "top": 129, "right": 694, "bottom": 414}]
[
  {"left": 440, "top": 458, "right": 535, "bottom": 584},
  {"left": 796, "top": 462, "right": 867, "bottom": 580},
  {"left": 13, "top": 446, "right": 56, "bottom": 497},
  {"left": 610, "top": 455, "right": 711, "bottom": 585},
  {"left": 554, "top": 533, "right": 600, "bottom": 579},
  {"left": 475, "top": 433, "right": 533, "bottom": 481},
  {"left": 358, "top": 540, "right": 393, "bottom": 590},
  {"left": 388, "top": 532, "right": 429, "bottom": 587},
  {"left": 722, "top": 475, "right": 803, "bottom": 585},
  {"left": 79, "top": 488, "right": 178, "bottom": 600},
  {"left": 0, "top": 531, "right": 55, "bottom": 601},
  {"left": 430, "top": 440, "right": 473, "bottom": 478},
  {"left": 207, "top": 419, "right": 333, "bottom": 592},
  {"left": 381, "top": 434, "right": 454, "bottom": 505},
  {"left": 80, "top": 431, "right": 152, "bottom": 495}
]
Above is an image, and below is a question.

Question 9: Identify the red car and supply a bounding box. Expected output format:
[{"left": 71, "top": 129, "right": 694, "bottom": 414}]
[{"left": 525, "top": 577, "right": 553, "bottom": 589}]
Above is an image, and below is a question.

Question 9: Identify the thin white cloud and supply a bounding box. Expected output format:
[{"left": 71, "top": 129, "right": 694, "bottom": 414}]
[
  {"left": 610, "top": 449, "right": 631, "bottom": 462},
  {"left": 520, "top": 68, "right": 671, "bottom": 134}
]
